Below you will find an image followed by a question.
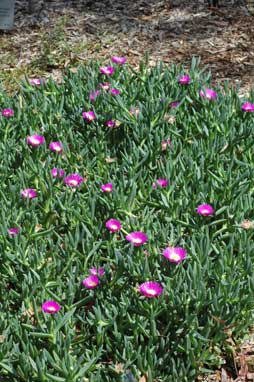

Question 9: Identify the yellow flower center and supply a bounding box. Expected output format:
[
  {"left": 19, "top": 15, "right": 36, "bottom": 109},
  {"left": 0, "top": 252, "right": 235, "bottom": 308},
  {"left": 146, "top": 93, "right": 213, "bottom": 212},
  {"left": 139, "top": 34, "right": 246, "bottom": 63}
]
[
  {"left": 170, "top": 253, "right": 181, "bottom": 262},
  {"left": 31, "top": 137, "right": 40, "bottom": 145},
  {"left": 147, "top": 288, "right": 157, "bottom": 295},
  {"left": 47, "top": 306, "right": 56, "bottom": 312},
  {"left": 133, "top": 237, "right": 142, "bottom": 244},
  {"left": 69, "top": 179, "right": 78, "bottom": 186}
]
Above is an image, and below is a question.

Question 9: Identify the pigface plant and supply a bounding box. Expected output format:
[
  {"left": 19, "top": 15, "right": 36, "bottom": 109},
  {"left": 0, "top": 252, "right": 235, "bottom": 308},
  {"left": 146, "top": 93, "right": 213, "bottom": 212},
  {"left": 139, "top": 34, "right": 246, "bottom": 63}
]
[{"left": 1, "top": 56, "right": 254, "bottom": 382}]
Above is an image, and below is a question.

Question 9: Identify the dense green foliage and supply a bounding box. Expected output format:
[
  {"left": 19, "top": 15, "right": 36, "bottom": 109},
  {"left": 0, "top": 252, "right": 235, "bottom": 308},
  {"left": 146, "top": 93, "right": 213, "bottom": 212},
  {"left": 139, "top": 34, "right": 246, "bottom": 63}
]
[{"left": 1, "top": 57, "right": 254, "bottom": 382}]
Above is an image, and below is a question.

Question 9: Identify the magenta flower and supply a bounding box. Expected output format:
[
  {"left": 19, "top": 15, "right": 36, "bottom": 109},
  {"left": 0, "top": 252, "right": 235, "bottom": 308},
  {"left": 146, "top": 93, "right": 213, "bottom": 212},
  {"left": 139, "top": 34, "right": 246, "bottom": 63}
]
[
  {"left": 64, "top": 174, "right": 84, "bottom": 187},
  {"left": 169, "top": 101, "right": 180, "bottom": 108},
  {"left": 111, "top": 56, "right": 127, "bottom": 65},
  {"left": 111, "top": 88, "right": 121, "bottom": 95},
  {"left": 82, "top": 275, "right": 100, "bottom": 289},
  {"left": 105, "top": 120, "right": 116, "bottom": 128},
  {"left": 30, "top": 78, "right": 41, "bottom": 86},
  {"left": 178, "top": 75, "right": 191, "bottom": 85},
  {"left": 197, "top": 204, "right": 214, "bottom": 216},
  {"left": 82, "top": 111, "right": 96, "bottom": 122},
  {"left": 1, "top": 108, "right": 14, "bottom": 117},
  {"left": 89, "top": 90, "right": 100, "bottom": 102},
  {"left": 152, "top": 178, "right": 169, "bottom": 189},
  {"left": 126, "top": 231, "right": 148, "bottom": 246},
  {"left": 105, "top": 219, "right": 122, "bottom": 233},
  {"left": 90, "top": 267, "right": 105, "bottom": 277},
  {"left": 27, "top": 134, "right": 45, "bottom": 147},
  {"left": 42, "top": 300, "right": 61, "bottom": 314},
  {"left": 51, "top": 168, "right": 65, "bottom": 178},
  {"left": 138, "top": 281, "right": 163, "bottom": 298},
  {"left": 99, "top": 82, "right": 111, "bottom": 91},
  {"left": 242, "top": 102, "right": 254, "bottom": 112},
  {"left": 163, "top": 247, "right": 187, "bottom": 264},
  {"left": 161, "top": 139, "right": 172, "bottom": 151},
  {"left": 21, "top": 188, "right": 37, "bottom": 199},
  {"left": 100, "top": 66, "right": 115, "bottom": 75},
  {"left": 101, "top": 183, "right": 113, "bottom": 192},
  {"left": 200, "top": 88, "right": 218, "bottom": 101},
  {"left": 8, "top": 227, "right": 19, "bottom": 235},
  {"left": 49, "top": 141, "right": 63, "bottom": 153}
]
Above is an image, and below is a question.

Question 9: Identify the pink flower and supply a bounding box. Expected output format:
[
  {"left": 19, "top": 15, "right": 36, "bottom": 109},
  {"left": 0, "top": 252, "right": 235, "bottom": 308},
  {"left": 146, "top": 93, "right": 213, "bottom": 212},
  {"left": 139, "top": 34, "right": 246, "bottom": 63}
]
[
  {"left": 105, "top": 219, "right": 122, "bottom": 232},
  {"left": 89, "top": 90, "right": 100, "bottom": 102},
  {"left": 64, "top": 174, "right": 84, "bottom": 187},
  {"left": 196, "top": 204, "right": 214, "bottom": 216},
  {"left": 100, "top": 66, "right": 115, "bottom": 75},
  {"left": 1, "top": 108, "right": 14, "bottom": 117},
  {"left": 163, "top": 247, "right": 186, "bottom": 264},
  {"left": 30, "top": 78, "right": 41, "bottom": 86},
  {"left": 138, "top": 281, "right": 163, "bottom": 298},
  {"left": 161, "top": 139, "right": 171, "bottom": 151},
  {"left": 49, "top": 141, "right": 63, "bottom": 153},
  {"left": 99, "top": 82, "right": 111, "bottom": 91},
  {"left": 42, "top": 300, "right": 61, "bottom": 314},
  {"left": 51, "top": 168, "right": 65, "bottom": 178},
  {"left": 242, "top": 102, "right": 254, "bottom": 112},
  {"left": 178, "top": 75, "right": 191, "bottom": 85},
  {"left": 111, "top": 88, "right": 120, "bottom": 95},
  {"left": 105, "top": 120, "right": 116, "bottom": 128},
  {"left": 8, "top": 227, "right": 19, "bottom": 235},
  {"left": 111, "top": 56, "right": 127, "bottom": 65},
  {"left": 83, "top": 275, "right": 100, "bottom": 289},
  {"left": 90, "top": 267, "right": 105, "bottom": 277},
  {"left": 200, "top": 88, "right": 218, "bottom": 101},
  {"left": 21, "top": 188, "right": 37, "bottom": 199},
  {"left": 82, "top": 111, "right": 96, "bottom": 122},
  {"left": 152, "top": 178, "right": 169, "bottom": 189},
  {"left": 27, "top": 134, "right": 45, "bottom": 147},
  {"left": 126, "top": 231, "right": 148, "bottom": 246},
  {"left": 169, "top": 101, "right": 180, "bottom": 108},
  {"left": 101, "top": 183, "right": 113, "bottom": 192}
]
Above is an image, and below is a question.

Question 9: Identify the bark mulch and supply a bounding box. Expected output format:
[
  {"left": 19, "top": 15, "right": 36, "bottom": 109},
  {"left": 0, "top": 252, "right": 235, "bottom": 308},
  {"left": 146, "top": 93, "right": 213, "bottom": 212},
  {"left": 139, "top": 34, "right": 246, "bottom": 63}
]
[{"left": 0, "top": 0, "right": 254, "bottom": 94}]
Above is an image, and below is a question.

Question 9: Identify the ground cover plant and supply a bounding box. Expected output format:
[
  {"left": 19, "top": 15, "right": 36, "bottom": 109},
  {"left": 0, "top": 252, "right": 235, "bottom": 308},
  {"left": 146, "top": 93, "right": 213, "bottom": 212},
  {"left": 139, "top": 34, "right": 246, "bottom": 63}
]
[{"left": 1, "top": 56, "right": 254, "bottom": 382}]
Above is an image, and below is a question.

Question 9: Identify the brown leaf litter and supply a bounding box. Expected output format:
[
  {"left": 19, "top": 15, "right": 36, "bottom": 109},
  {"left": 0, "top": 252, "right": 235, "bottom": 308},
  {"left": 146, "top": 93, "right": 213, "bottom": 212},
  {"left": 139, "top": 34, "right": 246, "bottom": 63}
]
[{"left": 0, "top": 0, "right": 253, "bottom": 94}]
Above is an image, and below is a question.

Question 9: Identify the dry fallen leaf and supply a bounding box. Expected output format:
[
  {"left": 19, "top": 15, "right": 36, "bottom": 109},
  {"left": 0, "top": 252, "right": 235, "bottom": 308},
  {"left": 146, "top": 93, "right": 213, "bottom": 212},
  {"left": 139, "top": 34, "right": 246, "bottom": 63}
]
[
  {"left": 240, "top": 220, "right": 254, "bottom": 230},
  {"left": 35, "top": 224, "right": 43, "bottom": 232},
  {"left": 105, "top": 157, "right": 117, "bottom": 163},
  {"left": 0, "top": 335, "right": 6, "bottom": 343},
  {"left": 164, "top": 114, "right": 176, "bottom": 124},
  {"left": 221, "top": 368, "right": 230, "bottom": 382},
  {"left": 115, "top": 363, "right": 124, "bottom": 373}
]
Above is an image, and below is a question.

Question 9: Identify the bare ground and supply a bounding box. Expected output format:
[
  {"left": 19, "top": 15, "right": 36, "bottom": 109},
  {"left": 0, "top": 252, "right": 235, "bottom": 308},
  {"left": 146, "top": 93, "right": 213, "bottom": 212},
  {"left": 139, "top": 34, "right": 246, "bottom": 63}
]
[{"left": 0, "top": 0, "right": 254, "bottom": 94}]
